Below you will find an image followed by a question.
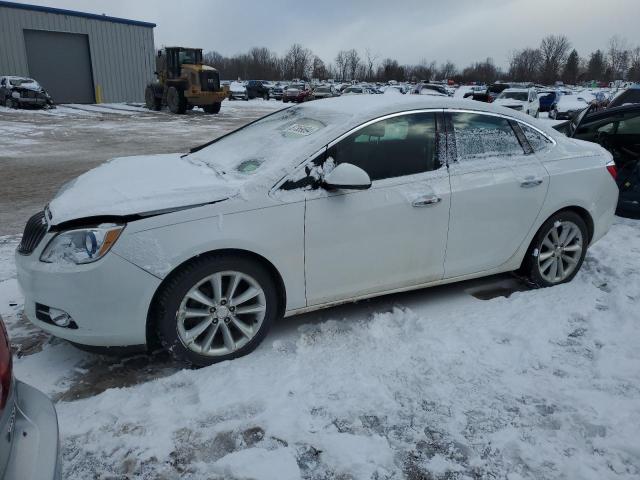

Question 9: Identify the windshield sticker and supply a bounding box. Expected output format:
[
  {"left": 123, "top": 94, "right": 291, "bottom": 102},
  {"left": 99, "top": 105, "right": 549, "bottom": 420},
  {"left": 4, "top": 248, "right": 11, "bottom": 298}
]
[{"left": 281, "top": 118, "right": 326, "bottom": 138}]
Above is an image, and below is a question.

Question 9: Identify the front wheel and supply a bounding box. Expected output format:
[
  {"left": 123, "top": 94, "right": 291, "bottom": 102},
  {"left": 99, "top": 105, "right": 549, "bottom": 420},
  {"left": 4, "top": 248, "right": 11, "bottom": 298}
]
[
  {"left": 522, "top": 211, "right": 588, "bottom": 288},
  {"left": 145, "top": 86, "right": 161, "bottom": 111},
  {"left": 167, "top": 86, "right": 187, "bottom": 114},
  {"left": 154, "top": 255, "right": 278, "bottom": 367},
  {"left": 203, "top": 102, "right": 221, "bottom": 114}
]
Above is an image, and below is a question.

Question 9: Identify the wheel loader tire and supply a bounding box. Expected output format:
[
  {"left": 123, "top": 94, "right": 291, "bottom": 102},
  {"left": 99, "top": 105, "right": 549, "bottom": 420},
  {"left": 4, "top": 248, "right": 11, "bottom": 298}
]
[
  {"left": 167, "top": 87, "right": 187, "bottom": 114},
  {"left": 203, "top": 102, "right": 221, "bottom": 114},
  {"left": 145, "top": 86, "right": 162, "bottom": 111}
]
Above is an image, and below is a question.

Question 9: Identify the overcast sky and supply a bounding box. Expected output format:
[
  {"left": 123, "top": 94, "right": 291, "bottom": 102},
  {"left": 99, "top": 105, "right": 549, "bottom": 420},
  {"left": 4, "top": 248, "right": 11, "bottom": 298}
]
[{"left": 9, "top": 0, "right": 640, "bottom": 68}]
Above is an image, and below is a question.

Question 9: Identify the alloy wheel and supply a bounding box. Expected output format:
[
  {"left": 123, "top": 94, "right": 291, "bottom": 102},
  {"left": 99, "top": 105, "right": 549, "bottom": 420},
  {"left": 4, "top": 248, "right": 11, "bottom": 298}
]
[
  {"left": 176, "top": 271, "right": 266, "bottom": 357},
  {"left": 537, "top": 221, "right": 583, "bottom": 284}
]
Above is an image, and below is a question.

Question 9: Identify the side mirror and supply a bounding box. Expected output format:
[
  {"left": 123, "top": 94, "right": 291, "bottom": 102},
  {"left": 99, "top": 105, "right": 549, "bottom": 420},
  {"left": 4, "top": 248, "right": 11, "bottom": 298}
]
[{"left": 323, "top": 162, "right": 371, "bottom": 190}]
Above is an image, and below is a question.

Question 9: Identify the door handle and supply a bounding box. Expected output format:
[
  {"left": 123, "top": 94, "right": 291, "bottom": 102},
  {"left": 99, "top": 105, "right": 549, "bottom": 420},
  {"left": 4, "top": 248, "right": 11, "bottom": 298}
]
[
  {"left": 412, "top": 195, "right": 441, "bottom": 207},
  {"left": 520, "top": 178, "right": 543, "bottom": 188}
]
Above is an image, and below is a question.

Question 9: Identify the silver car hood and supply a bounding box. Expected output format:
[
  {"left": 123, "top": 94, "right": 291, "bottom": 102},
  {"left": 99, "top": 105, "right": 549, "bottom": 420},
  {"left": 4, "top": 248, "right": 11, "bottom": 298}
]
[{"left": 48, "top": 153, "right": 237, "bottom": 225}]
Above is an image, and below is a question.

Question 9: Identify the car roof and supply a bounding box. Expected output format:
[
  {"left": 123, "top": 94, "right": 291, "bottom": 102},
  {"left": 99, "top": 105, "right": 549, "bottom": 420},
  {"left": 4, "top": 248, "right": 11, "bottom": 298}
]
[
  {"left": 298, "top": 95, "right": 556, "bottom": 134},
  {"left": 502, "top": 88, "right": 529, "bottom": 92}
]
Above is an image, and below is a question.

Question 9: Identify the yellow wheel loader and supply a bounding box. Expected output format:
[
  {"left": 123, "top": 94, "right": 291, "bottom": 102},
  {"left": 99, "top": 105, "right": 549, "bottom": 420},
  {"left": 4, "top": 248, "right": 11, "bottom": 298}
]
[{"left": 145, "top": 47, "right": 228, "bottom": 114}]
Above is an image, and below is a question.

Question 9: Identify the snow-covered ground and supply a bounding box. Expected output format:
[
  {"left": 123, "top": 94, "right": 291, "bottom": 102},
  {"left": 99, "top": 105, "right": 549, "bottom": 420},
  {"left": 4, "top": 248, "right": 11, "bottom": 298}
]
[
  {"left": 2, "top": 100, "right": 639, "bottom": 479},
  {"left": 2, "top": 218, "right": 639, "bottom": 479}
]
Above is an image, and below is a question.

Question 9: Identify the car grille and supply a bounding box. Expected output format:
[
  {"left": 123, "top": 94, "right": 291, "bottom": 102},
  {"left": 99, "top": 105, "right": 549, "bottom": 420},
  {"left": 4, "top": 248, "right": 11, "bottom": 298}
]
[{"left": 17, "top": 211, "right": 48, "bottom": 255}]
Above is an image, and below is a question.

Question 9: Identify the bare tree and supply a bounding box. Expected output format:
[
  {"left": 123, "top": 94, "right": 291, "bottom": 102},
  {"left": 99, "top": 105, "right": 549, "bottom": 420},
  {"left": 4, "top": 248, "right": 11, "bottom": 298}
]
[
  {"left": 345, "top": 49, "right": 361, "bottom": 81},
  {"left": 335, "top": 51, "right": 348, "bottom": 81},
  {"left": 509, "top": 48, "right": 542, "bottom": 82},
  {"left": 540, "top": 35, "right": 571, "bottom": 84},
  {"left": 607, "top": 35, "right": 630, "bottom": 80},
  {"left": 283, "top": 43, "right": 313, "bottom": 79},
  {"left": 437, "top": 60, "right": 457, "bottom": 80},
  {"left": 364, "top": 48, "right": 379, "bottom": 80},
  {"left": 628, "top": 46, "right": 640, "bottom": 82},
  {"left": 311, "top": 55, "right": 327, "bottom": 80}
]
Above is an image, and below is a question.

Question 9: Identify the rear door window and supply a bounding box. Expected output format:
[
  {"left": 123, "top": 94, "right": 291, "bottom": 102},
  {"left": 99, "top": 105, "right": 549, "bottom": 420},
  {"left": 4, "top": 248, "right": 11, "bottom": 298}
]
[{"left": 450, "top": 112, "right": 525, "bottom": 160}]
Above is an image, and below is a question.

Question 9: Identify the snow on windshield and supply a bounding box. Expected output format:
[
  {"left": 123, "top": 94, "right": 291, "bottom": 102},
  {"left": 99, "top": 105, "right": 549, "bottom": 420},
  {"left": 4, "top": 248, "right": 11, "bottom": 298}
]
[{"left": 187, "top": 105, "right": 352, "bottom": 187}]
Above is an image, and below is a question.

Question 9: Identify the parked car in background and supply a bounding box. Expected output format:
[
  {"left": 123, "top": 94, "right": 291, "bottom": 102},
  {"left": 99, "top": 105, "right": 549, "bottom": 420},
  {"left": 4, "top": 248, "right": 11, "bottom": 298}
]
[
  {"left": 269, "top": 83, "right": 285, "bottom": 100},
  {"left": 0, "top": 318, "right": 61, "bottom": 479},
  {"left": 537, "top": 90, "right": 561, "bottom": 112},
  {"left": 282, "top": 83, "right": 314, "bottom": 102},
  {"left": 228, "top": 81, "right": 248, "bottom": 101},
  {"left": 487, "top": 83, "right": 511, "bottom": 102},
  {"left": 608, "top": 84, "right": 640, "bottom": 108},
  {"left": 15, "top": 96, "right": 618, "bottom": 367},
  {"left": 556, "top": 104, "right": 640, "bottom": 218},
  {"left": 341, "top": 86, "right": 371, "bottom": 95},
  {"left": 413, "top": 83, "right": 450, "bottom": 96},
  {"left": 313, "top": 85, "right": 339, "bottom": 99},
  {"left": 245, "top": 80, "right": 270, "bottom": 100},
  {"left": 454, "top": 85, "right": 485, "bottom": 99},
  {"left": 0, "top": 76, "right": 54, "bottom": 109},
  {"left": 493, "top": 88, "right": 540, "bottom": 117},
  {"left": 552, "top": 94, "right": 591, "bottom": 120}
]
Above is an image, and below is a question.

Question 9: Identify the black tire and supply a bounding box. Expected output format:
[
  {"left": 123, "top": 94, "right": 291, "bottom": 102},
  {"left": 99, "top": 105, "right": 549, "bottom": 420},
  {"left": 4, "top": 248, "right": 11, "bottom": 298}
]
[
  {"left": 5, "top": 98, "right": 16, "bottom": 109},
  {"left": 521, "top": 211, "right": 588, "bottom": 288},
  {"left": 153, "top": 255, "right": 278, "bottom": 367},
  {"left": 203, "top": 102, "right": 221, "bottom": 114},
  {"left": 145, "top": 86, "right": 161, "bottom": 111},
  {"left": 167, "top": 86, "right": 187, "bottom": 114}
]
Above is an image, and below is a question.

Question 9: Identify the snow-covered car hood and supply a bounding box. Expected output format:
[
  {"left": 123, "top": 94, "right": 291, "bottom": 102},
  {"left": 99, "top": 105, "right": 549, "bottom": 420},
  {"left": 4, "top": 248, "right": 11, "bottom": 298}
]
[
  {"left": 48, "top": 153, "right": 237, "bottom": 225},
  {"left": 6, "top": 77, "right": 43, "bottom": 92}
]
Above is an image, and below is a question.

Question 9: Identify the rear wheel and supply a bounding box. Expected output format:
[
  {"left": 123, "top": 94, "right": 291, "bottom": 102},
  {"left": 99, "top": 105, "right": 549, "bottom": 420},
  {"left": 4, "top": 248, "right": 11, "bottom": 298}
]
[
  {"left": 154, "top": 255, "right": 278, "bottom": 367},
  {"left": 167, "top": 86, "right": 187, "bottom": 114},
  {"left": 203, "top": 102, "right": 221, "bottom": 114},
  {"left": 522, "top": 211, "right": 588, "bottom": 288},
  {"left": 145, "top": 86, "right": 161, "bottom": 111}
]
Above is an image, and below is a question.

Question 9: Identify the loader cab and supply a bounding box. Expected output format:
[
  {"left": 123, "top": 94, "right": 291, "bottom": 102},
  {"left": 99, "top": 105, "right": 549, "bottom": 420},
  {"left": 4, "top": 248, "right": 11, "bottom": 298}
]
[{"left": 157, "top": 47, "right": 203, "bottom": 80}]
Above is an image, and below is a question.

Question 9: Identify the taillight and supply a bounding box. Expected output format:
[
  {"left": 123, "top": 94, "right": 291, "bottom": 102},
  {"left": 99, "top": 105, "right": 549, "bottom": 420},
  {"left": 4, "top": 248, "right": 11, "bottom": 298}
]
[
  {"left": 606, "top": 160, "right": 617, "bottom": 179},
  {"left": 0, "top": 320, "right": 12, "bottom": 412}
]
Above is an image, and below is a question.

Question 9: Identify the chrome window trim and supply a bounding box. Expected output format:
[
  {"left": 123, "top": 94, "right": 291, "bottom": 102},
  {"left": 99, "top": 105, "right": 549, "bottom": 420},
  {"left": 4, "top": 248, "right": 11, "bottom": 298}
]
[
  {"left": 326, "top": 108, "right": 443, "bottom": 148},
  {"left": 271, "top": 109, "right": 444, "bottom": 193}
]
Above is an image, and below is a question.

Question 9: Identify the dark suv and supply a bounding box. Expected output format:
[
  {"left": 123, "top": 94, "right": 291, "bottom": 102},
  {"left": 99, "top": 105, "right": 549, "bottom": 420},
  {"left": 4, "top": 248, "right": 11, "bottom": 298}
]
[{"left": 245, "top": 80, "right": 271, "bottom": 100}]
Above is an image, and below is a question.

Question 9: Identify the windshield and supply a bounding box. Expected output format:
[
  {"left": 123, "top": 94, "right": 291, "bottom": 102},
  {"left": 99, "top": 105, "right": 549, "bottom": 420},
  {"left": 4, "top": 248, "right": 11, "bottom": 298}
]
[
  {"left": 498, "top": 91, "right": 527, "bottom": 101},
  {"left": 187, "top": 105, "right": 350, "bottom": 181},
  {"left": 9, "top": 78, "right": 33, "bottom": 86},
  {"left": 288, "top": 84, "right": 305, "bottom": 90},
  {"left": 178, "top": 50, "right": 200, "bottom": 65}
]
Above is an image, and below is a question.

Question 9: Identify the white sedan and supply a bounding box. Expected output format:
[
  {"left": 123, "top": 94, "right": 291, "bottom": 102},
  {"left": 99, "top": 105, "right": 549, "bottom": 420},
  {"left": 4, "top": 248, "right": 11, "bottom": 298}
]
[
  {"left": 15, "top": 96, "right": 618, "bottom": 366},
  {"left": 493, "top": 87, "right": 540, "bottom": 117}
]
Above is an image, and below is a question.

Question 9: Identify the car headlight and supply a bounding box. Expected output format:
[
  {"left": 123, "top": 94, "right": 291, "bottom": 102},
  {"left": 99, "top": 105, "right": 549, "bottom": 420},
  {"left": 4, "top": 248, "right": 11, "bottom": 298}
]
[
  {"left": 40, "top": 224, "right": 124, "bottom": 264},
  {"left": 11, "top": 91, "right": 20, "bottom": 99}
]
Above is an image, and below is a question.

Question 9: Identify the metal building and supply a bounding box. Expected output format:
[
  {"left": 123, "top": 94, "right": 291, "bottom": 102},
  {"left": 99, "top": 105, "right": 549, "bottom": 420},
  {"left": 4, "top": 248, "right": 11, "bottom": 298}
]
[{"left": 0, "top": 1, "right": 156, "bottom": 103}]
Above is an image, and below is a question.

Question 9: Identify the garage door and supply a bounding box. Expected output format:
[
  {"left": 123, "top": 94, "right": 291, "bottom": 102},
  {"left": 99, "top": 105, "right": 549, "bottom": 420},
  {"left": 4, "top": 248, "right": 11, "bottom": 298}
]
[{"left": 23, "top": 29, "right": 95, "bottom": 104}]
